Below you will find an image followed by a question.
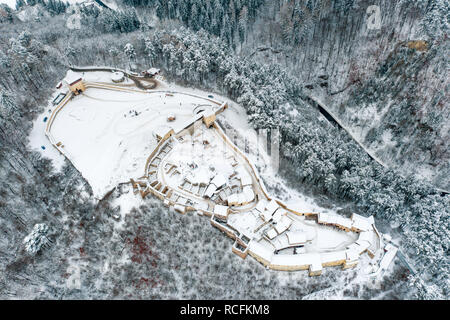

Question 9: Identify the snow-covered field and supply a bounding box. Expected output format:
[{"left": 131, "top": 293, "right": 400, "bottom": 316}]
[{"left": 41, "top": 87, "right": 222, "bottom": 198}]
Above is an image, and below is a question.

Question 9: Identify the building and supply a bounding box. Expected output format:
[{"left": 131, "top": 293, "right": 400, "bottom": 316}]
[
  {"left": 111, "top": 72, "right": 125, "bottom": 83},
  {"left": 153, "top": 125, "right": 174, "bottom": 142},
  {"left": 213, "top": 205, "right": 229, "bottom": 221},
  {"left": 63, "top": 70, "right": 85, "bottom": 95},
  {"left": 202, "top": 110, "right": 216, "bottom": 128},
  {"left": 204, "top": 174, "right": 227, "bottom": 198},
  {"left": 142, "top": 68, "right": 161, "bottom": 78}
]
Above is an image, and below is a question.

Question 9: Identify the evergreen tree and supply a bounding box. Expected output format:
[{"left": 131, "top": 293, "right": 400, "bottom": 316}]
[
  {"left": 124, "top": 43, "right": 136, "bottom": 69},
  {"left": 238, "top": 6, "right": 248, "bottom": 44}
]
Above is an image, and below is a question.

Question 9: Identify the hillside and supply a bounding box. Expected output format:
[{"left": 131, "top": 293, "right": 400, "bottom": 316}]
[
  {"left": 0, "top": 0, "right": 448, "bottom": 300},
  {"left": 241, "top": 0, "right": 449, "bottom": 191}
]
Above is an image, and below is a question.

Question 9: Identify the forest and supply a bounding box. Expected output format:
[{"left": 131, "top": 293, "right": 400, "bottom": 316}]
[{"left": 0, "top": 0, "right": 448, "bottom": 299}]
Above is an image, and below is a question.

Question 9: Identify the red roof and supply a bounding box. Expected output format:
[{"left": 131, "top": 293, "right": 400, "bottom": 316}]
[{"left": 69, "top": 78, "right": 82, "bottom": 86}]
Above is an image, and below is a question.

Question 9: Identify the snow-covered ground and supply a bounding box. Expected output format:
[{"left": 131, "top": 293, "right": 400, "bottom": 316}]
[
  {"left": 0, "top": 0, "right": 15, "bottom": 8},
  {"left": 28, "top": 94, "right": 68, "bottom": 172},
  {"left": 47, "top": 88, "right": 221, "bottom": 198}
]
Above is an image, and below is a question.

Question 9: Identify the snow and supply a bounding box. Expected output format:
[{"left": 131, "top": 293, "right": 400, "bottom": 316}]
[
  {"left": 313, "top": 227, "right": 356, "bottom": 251},
  {"left": 30, "top": 72, "right": 386, "bottom": 278},
  {"left": 271, "top": 252, "right": 322, "bottom": 270},
  {"left": 265, "top": 200, "right": 279, "bottom": 215},
  {"left": 45, "top": 84, "right": 224, "bottom": 199},
  {"left": 110, "top": 185, "right": 145, "bottom": 229},
  {"left": 379, "top": 244, "right": 398, "bottom": 270},
  {"left": 210, "top": 174, "right": 227, "bottom": 188},
  {"left": 153, "top": 125, "right": 173, "bottom": 140},
  {"left": 81, "top": 70, "right": 131, "bottom": 84},
  {"left": 111, "top": 72, "right": 125, "bottom": 83},
  {"left": 345, "top": 249, "right": 359, "bottom": 262},
  {"left": 351, "top": 213, "right": 374, "bottom": 231},
  {"left": 66, "top": 0, "right": 119, "bottom": 11},
  {"left": 286, "top": 231, "right": 306, "bottom": 245},
  {"left": 248, "top": 240, "right": 273, "bottom": 262},
  {"left": 28, "top": 96, "right": 67, "bottom": 172},
  {"left": 274, "top": 215, "right": 293, "bottom": 234},
  {"left": 174, "top": 204, "right": 186, "bottom": 213},
  {"left": 254, "top": 200, "right": 267, "bottom": 213},
  {"left": 0, "top": 0, "right": 15, "bottom": 8},
  {"left": 266, "top": 228, "right": 278, "bottom": 240},
  {"left": 213, "top": 204, "right": 228, "bottom": 219},
  {"left": 63, "top": 70, "right": 83, "bottom": 86}
]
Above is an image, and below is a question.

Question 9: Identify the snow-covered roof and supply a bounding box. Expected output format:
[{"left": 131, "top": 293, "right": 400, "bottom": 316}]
[
  {"left": 351, "top": 213, "right": 374, "bottom": 231},
  {"left": 194, "top": 201, "right": 209, "bottom": 211},
  {"left": 336, "top": 216, "right": 352, "bottom": 229},
  {"left": 319, "top": 212, "right": 340, "bottom": 225},
  {"left": 309, "top": 259, "right": 323, "bottom": 273},
  {"left": 111, "top": 71, "right": 124, "bottom": 82},
  {"left": 266, "top": 228, "right": 278, "bottom": 240},
  {"left": 272, "top": 210, "right": 283, "bottom": 224},
  {"left": 357, "top": 231, "right": 372, "bottom": 243},
  {"left": 63, "top": 70, "right": 83, "bottom": 86},
  {"left": 320, "top": 251, "right": 346, "bottom": 265},
  {"left": 354, "top": 240, "right": 371, "bottom": 253},
  {"left": 380, "top": 244, "right": 398, "bottom": 270},
  {"left": 227, "top": 193, "right": 238, "bottom": 205},
  {"left": 213, "top": 205, "right": 229, "bottom": 218},
  {"left": 266, "top": 200, "right": 279, "bottom": 215},
  {"left": 271, "top": 252, "right": 322, "bottom": 270},
  {"left": 174, "top": 204, "right": 186, "bottom": 214},
  {"left": 345, "top": 249, "right": 359, "bottom": 262},
  {"left": 241, "top": 175, "right": 252, "bottom": 187},
  {"left": 204, "top": 184, "right": 217, "bottom": 198},
  {"left": 274, "top": 215, "right": 293, "bottom": 234},
  {"left": 272, "top": 235, "right": 290, "bottom": 251},
  {"left": 237, "top": 193, "right": 246, "bottom": 205},
  {"left": 254, "top": 200, "right": 267, "bottom": 213},
  {"left": 242, "top": 186, "right": 254, "bottom": 202},
  {"left": 146, "top": 68, "right": 160, "bottom": 75},
  {"left": 237, "top": 166, "right": 252, "bottom": 186},
  {"left": 153, "top": 125, "right": 173, "bottom": 140},
  {"left": 210, "top": 174, "right": 227, "bottom": 188},
  {"left": 248, "top": 241, "right": 273, "bottom": 263},
  {"left": 227, "top": 185, "right": 254, "bottom": 206},
  {"left": 286, "top": 231, "right": 307, "bottom": 245},
  {"left": 261, "top": 209, "right": 273, "bottom": 222},
  {"left": 318, "top": 212, "right": 353, "bottom": 230}
]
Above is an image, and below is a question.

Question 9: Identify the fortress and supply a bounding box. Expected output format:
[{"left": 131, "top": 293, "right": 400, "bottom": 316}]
[{"left": 44, "top": 67, "right": 397, "bottom": 277}]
